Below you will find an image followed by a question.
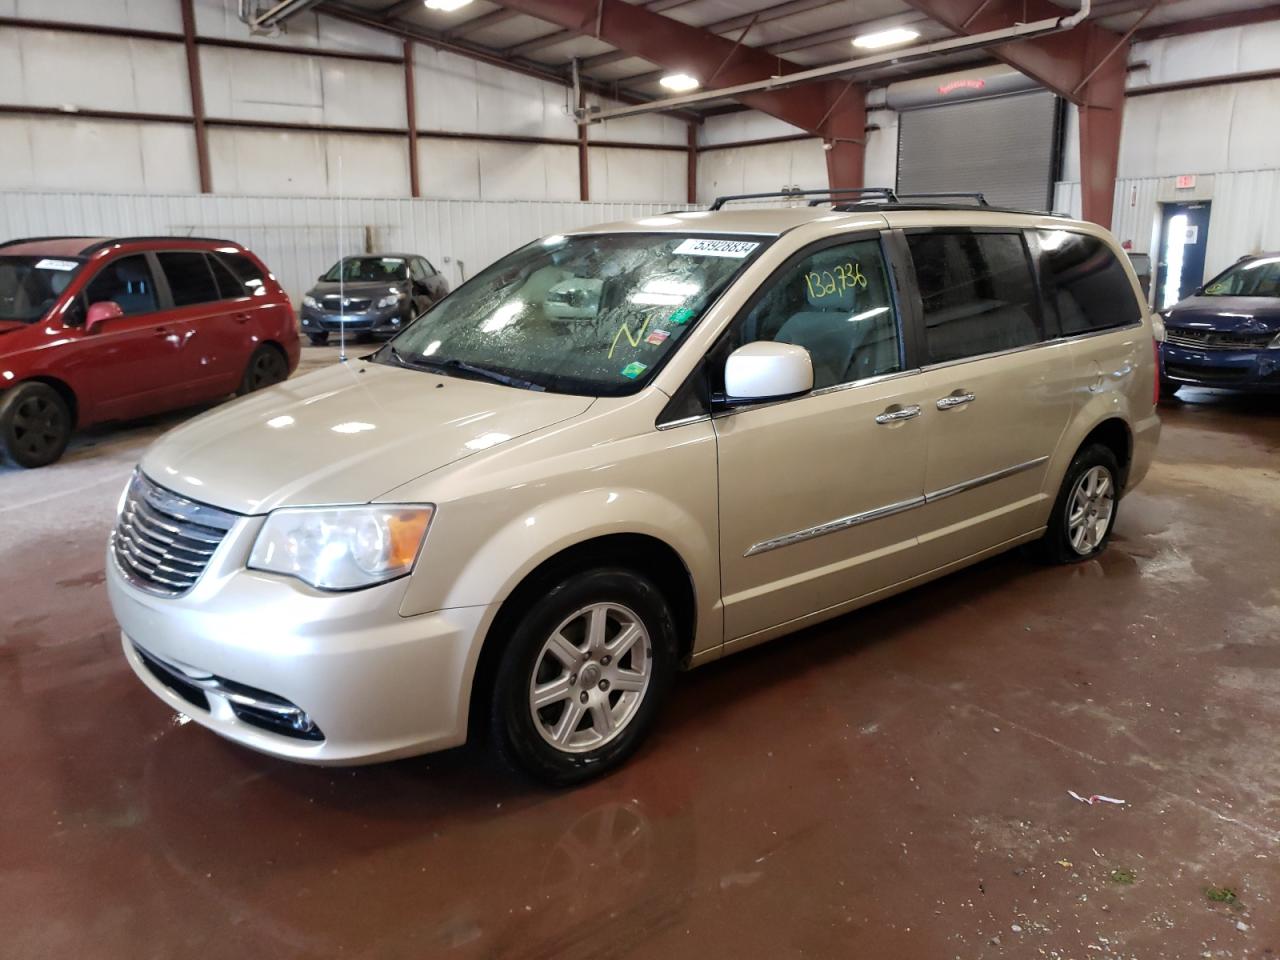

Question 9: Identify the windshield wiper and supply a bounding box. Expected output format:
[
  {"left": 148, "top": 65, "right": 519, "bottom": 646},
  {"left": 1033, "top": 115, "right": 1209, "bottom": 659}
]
[{"left": 383, "top": 347, "right": 545, "bottom": 391}]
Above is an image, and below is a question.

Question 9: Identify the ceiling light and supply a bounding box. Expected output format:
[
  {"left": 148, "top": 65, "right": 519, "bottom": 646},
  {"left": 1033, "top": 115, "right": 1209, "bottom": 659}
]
[
  {"left": 424, "top": 0, "right": 474, "bottom": 11},
  {"left": 660, "top": 73, "right": 700, "bottom": 93},
  {"left": 852, "top": 27, "right": 920, "bottom": 49}
]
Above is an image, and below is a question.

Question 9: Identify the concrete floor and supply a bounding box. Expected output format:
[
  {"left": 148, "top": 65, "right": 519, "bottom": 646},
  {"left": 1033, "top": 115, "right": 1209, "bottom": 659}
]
[{"left": 3, "top": 347, "right": 1278, "bottom": 959}]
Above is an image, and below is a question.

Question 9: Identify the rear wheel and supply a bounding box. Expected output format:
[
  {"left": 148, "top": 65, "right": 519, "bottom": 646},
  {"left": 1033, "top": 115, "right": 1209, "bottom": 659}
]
[
  {"left": 1029, "top": 443, "right": 1120, "bottom": 564},
  {"left": 237, "top": 345, "right": 288, "bottom": 396},
  {"left": 307, "top": 332, "right": 329, "bottom": 347},
  {"left": 490, "top": 568, "right": 677, "bottom": 787},
  {"left": 0, "top": 382, "right": 72, "bottom": 469}
]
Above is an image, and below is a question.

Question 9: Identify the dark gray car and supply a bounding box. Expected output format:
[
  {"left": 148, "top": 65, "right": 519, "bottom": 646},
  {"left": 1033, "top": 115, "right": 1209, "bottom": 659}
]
[{"left": 300, "top": 254, "right": 449, "bottom": 345}]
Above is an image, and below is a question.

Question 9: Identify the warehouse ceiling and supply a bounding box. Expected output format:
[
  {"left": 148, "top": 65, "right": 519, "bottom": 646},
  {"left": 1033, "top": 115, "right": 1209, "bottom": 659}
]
[{"left": 320, "top": 0, "right": 1280, "bottom": 114}]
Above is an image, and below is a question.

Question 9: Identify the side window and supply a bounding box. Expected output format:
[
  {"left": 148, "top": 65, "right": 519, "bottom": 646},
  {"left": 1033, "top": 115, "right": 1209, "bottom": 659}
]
[
  {"left": 206, "top": 254, "right": 244, "bottom": 300},
  {"left": 219, "top": 252, "right": 267, "bottom": 296},
  {"left": 907, "top": 232, "right": 1042, "bottom": 365},
  {"left": 423, "top": 259, "right": 439, "bottom": 276},
  {"left": 157, "top": 252, "right": 220, "bottom": 307},
  {"left": 733, "top": 238, "right": 902, "bottom": 390},
  {"left": 409, "top": 258, "right": 427, "bottom": 282},
  {"left": 84, "top": 254, "right": 158, "bottom": 316},
  {"left": 1037, "top": 230, "right": 1142, "bottom": 335}
]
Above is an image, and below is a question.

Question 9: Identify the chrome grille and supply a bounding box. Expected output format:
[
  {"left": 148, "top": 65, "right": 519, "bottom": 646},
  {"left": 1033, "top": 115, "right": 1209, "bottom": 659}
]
[
  {"left": 111, "top": 472, "right": 239, "bottom": 597},
  {"left": 321, "top": 295, "right": 372, "bottom": 313},
  {"left": 1166, "top": 326, "right": 1273, "bottom": 350}
]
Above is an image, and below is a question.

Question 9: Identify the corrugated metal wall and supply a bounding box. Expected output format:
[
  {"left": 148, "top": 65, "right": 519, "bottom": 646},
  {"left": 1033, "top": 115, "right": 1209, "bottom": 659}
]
[
  {"left": 1055, "top": 169, "right": 1280, "bottom": 281},
  {"left": 0, "top": 192, "right": 693, "bottom": 302}
]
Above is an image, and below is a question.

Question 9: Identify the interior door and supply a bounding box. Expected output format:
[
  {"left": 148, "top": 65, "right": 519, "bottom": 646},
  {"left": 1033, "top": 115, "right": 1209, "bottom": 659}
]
[
  {"left": 714, "top": 233, "right": 930, "bottom": 646},
  {"left": 902, "top": 230, "right": 1076, "bottom": 568},
  {"left": 71, "top": 253, "right": 188, "bottom": 421},
  {"left": 1155, "top": 201, "right": 1211, "bottom": 310}
]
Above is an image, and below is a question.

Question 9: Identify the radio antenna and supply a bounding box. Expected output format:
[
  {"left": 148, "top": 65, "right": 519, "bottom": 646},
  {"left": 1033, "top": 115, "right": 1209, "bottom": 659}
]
[{"left": 337, "top": 153, "right": 347, "bottom": 363}]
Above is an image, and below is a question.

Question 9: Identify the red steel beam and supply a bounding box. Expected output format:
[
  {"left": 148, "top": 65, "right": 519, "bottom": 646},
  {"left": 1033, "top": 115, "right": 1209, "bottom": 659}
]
[
  {"left": 491, "top": 0, "right": 866, "bottom": 186},
  {"left": 179, "top": 0, "right": 212, "bottom": 194},
  {"left": 403, "top": 39, "right": 420, "bottom": 197},
  {"left": 1135, "top": 5, "right": 1280, "bottom": 41},
  {"left": 899, "top": 0, "right": 1126, "bottom": 226}
]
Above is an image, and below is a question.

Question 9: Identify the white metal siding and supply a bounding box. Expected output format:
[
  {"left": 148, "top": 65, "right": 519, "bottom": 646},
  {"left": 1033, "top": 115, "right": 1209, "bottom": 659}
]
[{"left": 0, "top": 192, "right": 694, "bottom": 303}]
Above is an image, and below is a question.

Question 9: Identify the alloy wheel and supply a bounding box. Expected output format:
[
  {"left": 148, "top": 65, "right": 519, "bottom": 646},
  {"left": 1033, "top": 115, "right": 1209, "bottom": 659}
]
[
  {"left": 1067, "top": 465, "right": 1115, "bottom": 555},
  {"left": 529, "top": 602, "right": 653, "bottom": 754},
  {"left": 11, "top": 394, "right": 67, "bottom": 461}
]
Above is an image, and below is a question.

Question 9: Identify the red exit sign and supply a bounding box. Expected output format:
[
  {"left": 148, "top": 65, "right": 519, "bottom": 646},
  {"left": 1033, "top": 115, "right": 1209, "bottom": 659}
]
[{"left": 1175, "top": 174, "right": 1196, "bottom": 189}]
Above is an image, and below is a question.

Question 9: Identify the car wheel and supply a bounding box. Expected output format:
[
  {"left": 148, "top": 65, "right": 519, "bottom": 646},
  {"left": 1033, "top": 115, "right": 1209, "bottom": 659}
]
[
  {"left": 237, "top": 345, "right": 288, "bottom": 396},
  {"left": 1029, "top": 444, "right": 1121, "bottom": 564},
  {"left": 490, "top": 568, "right": 677, "bottom": 787},
  {"left": 0, "top": 382, "right": 72, "bottom": 469},
  {"left": 307, "top": 332, "right": 329, "bottom": 347}
]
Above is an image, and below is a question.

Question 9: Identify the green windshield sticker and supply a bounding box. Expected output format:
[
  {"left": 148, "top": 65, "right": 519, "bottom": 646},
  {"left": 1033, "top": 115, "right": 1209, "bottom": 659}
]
[
  {"left": 669, "top": 307, "right": 696, "bottom": 325},
  {"left": 620, "top": 361, "right": 648, "bottom": 379}
]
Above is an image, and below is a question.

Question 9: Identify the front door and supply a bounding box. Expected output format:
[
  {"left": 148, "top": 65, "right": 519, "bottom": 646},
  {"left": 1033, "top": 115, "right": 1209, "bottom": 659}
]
[
  {"left": 72, "top": 253, "right": 189, "bottom": 421},
  {"left": 715, "top": 233, "right": 930, "bottom": 645},
  {"left": 1156, "top": 201, "right": 1211, "bottom": 310},
  {"left": 901, "top": 230, "right": 1076, "bottom": 567}
]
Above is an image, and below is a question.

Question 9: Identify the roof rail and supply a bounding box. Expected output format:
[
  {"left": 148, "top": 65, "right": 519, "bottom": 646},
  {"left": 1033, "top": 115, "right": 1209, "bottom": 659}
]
[
  {"left": 0, "top": 235, "right": 97, "bottom": 251},
  {"left": 709, "top": 187, "right": 897, "bottom": 210},
  {"left": 894, "top": 191, "right": 989, "bottom": 206},
  {"left": 78, "top": 236, "right": 240, "bottom": 256}
]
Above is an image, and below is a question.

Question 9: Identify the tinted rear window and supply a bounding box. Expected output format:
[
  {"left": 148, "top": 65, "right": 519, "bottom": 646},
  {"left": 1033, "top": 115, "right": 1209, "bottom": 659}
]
[
  {"left": 1038, "top": 231, "right": 1142, "bottom": 335},
  {"left": 158, "top": 252, "right": 220, "bottom": 307},
  {"left": 907, "top": 231, "right": 1042, "bottom": 364}
]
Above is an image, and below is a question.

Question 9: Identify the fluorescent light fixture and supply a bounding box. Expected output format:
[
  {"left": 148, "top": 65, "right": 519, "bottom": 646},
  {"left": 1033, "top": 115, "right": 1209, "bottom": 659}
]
[
  {"left": 852, "top": 27, "right": 920, "bottom": 49},
  {"left": 660, "top": 73, "right": 700, "bottom": 93},
  {"left": 425, "top": 0, "right": 473, "bottom": 11}
]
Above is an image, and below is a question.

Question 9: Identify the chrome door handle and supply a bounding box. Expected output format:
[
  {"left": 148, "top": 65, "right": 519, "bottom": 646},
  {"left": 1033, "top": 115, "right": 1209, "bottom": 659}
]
[
  {"left": 875, "top": 404, "right": 921, "bottom": 424},
  {"left": 936, "top": 392, "right": 976, "bottom": 409}
]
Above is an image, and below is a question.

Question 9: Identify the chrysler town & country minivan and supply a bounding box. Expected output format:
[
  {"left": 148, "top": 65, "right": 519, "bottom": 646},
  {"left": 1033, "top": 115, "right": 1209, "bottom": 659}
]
[{"left": 107, "top": 197, "right": 1160, "bottom": 785}]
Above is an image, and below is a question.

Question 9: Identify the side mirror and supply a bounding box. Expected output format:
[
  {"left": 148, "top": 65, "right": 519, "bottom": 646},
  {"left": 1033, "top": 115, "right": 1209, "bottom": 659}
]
[
  {"left": 85, "top": 301, "right": 124, "bottom": 333},
  {"left": 723, "top": 341, "right": 813, "bottom": 402}
]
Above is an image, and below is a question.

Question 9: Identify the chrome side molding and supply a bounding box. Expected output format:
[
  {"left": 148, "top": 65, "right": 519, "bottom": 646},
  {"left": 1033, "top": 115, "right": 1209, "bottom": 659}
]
[{"left": 744, "top": 455, "right": 1049, "bottom": 556}]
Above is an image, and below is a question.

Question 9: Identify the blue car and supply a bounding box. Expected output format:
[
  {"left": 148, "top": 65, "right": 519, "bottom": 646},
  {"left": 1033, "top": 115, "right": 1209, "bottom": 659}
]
[{"left": 1160, "top": 252, "right": 1280, "bottom": 394}]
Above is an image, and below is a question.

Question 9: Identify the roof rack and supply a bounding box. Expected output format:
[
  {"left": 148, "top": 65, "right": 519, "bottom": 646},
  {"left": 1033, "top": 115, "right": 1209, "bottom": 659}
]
[
  {"left": 78, "top": 236, "right": 239, "bottom": 255},
  {"left": 709, "top": 187, "right": 897, "bottom": 210}
]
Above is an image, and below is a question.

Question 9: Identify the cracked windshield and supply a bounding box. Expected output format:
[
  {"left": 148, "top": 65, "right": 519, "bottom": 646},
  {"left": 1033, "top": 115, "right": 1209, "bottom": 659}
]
[{"left": 378, "top": 232, "right": 764, "bottom": 394}]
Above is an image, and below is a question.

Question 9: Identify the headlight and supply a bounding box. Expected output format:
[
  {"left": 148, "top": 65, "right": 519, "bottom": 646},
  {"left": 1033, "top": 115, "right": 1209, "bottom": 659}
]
[
  {"left": 248, "top": 505, "right": 433, "bottom": 591},
  {"left": 376, "top": 293, "right": 403, "bottom": 310},
  {"left": 303, "top": 294, "right": 318, "bottom": 308}
]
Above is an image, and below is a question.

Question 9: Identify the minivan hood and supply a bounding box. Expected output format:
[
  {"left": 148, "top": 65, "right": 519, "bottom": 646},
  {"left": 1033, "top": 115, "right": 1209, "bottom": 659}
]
[
  {"left": 140, "top": 362, "right": 594, "bottom": 515},
  {"left": 1167, "top": 296, "right": 1280, "bottom": 332}
]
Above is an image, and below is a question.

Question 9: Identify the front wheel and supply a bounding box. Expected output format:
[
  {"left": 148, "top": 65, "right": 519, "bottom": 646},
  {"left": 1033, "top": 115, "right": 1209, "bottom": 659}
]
[
  {"left": 0, "top": 382, "right": 72, "bottom": 469},
  {"left": 307, "top": 332, "right": 329, "bottom": 347},
  {"left": 1029, "top": 444, "right": 1120, "bottom": 564},
  {"left": 237, "top": 345, "right": 288, "bottom": 396},
  {"left": 490, "top": 568, "right": 677, "bottom": 787}
]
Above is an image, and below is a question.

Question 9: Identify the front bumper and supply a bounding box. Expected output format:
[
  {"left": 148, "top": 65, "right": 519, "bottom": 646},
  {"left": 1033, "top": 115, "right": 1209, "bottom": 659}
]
[
  {"left": 1161, "top": 343, "right": 1280, "bottom": 392},
  {"left": 299, "top": 303, "right": 407, "bottom": 338},
  {"left": 106, "top": 525, "right": 488, "bottom": 765}
]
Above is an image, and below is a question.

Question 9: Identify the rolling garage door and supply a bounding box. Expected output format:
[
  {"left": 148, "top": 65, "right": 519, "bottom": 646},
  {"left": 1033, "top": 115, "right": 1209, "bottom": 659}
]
[{"left": 897, "top": 90, "right": 1060, "bottom": 211}]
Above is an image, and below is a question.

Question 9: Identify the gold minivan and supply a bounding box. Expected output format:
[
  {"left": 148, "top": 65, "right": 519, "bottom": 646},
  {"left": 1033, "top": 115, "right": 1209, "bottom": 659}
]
[{"left": 108, "top": 194, "right": 1160, "bottom": 785}]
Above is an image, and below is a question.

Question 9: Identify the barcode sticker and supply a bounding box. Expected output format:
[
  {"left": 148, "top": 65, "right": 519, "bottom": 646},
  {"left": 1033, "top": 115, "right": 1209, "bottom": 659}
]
[{"left": 674, "top": 238, "right": 760, "bottom": 258}]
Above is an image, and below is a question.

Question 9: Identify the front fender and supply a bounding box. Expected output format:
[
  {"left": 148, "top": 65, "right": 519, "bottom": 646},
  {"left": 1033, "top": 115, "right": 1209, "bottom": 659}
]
[{"left": 403, "top": 485, "right": 721, "bottom": 653}]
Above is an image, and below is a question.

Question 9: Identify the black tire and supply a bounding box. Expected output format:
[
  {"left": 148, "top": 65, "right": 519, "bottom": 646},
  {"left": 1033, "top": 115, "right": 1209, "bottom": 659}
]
[
  {"left": 0, "top": 382, "right": 72, "bottom": 469},
  {"left": 1028, "top": 443, "right": 1121, "bottom": 565},
  {"left": 237, "top": 345, "right": 288, "bottom": 396},
  {"left": 307, "top": 332, "right": 329, "bottom": 346},
  {"left": 489, "top": 567, "right": 677, "bottom": 787}
]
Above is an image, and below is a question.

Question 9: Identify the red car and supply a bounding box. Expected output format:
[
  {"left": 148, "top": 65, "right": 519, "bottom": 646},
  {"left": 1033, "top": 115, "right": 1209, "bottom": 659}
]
[{"left": 0, "top": 236, "right": 299, "bottom": 467}]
